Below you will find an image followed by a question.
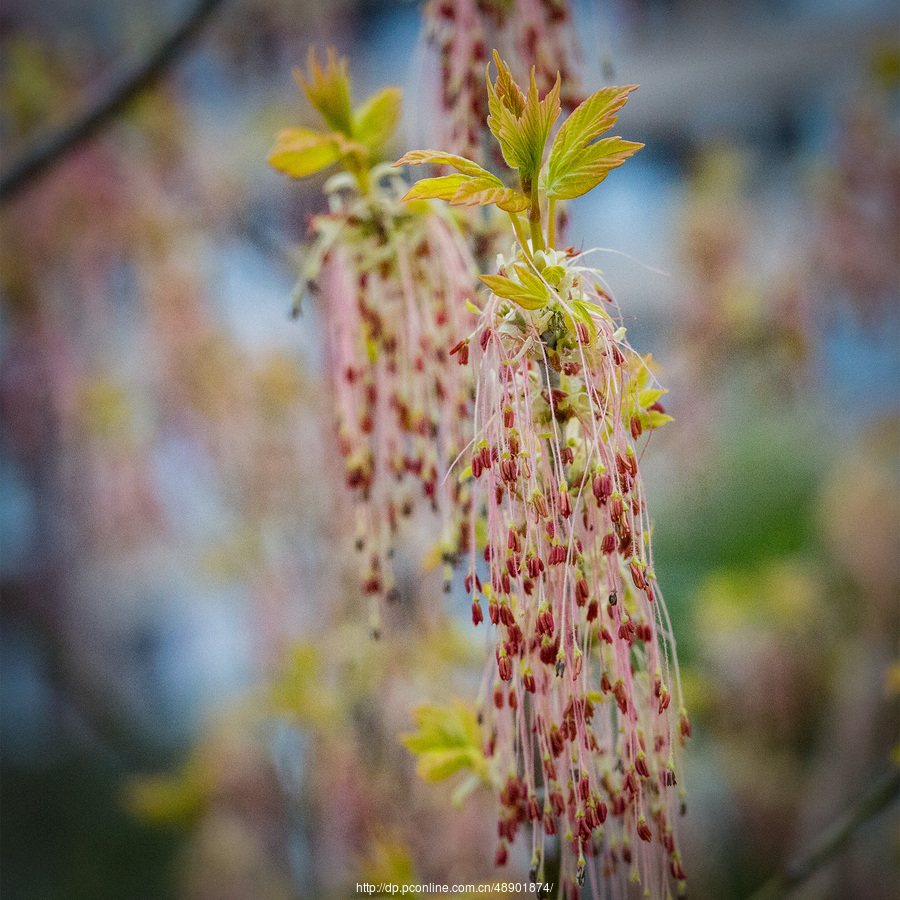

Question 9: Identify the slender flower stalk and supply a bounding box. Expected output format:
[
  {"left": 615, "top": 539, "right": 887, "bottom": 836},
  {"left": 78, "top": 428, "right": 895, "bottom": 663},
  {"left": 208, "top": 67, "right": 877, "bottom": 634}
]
[
  {"left": 396, "top": 54, "right": 688, "bottom": 899},
  {"left": 270, "top": 50, "right": 477, "bottom": 634}
]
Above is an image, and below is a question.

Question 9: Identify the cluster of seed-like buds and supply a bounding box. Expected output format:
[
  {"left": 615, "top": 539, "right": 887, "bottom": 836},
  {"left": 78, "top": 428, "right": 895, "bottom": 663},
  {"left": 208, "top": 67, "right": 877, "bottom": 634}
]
[
  {"left": 464, "top": 254, "right": 688, "bottom": 898},
  {"left": 314, "top": 184, "right": 476, "bottom": 634},
  {"left": 421, "top": 0, "right": 582, "bottom": 163}
]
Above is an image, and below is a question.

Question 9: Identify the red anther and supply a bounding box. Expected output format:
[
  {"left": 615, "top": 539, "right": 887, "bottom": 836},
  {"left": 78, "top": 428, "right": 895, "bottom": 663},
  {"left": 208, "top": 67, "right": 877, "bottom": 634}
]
[
  {"left": 523, "top": 578, "right": 534, "bottom": 595},
  {"left": 586, "top": 601, "right": 599, "bottom": 622},
  {"left": 506, "top": 555, "right": 519, "bottom": 578},
  {"left": 609, "top": 493, "right": 625, "bottom": 522},
  {"left": 592, "top": 472, "right": 612, "bottom": 504},
  {"left": 670, "top": 860, "right": 686, "bottom": 881},
  {"left": 611, "top": 345, "right": 625, "bottom": 366},
  {"left": 507, "top": 622, "right": 523, "bottom": 649},
  {"left": 537, "top": 606, "right": 555, "bottom": 636},
  {"left": 500, "top": 456, "right": 517, "bottom": 483},
  {"left": 499, "top": 602, "right": 515, "bottom": 627},
  {"left": 503, "top": 404, "right": 514, "bottom": 428},
  {"left": 599, "top": 626, "right": 613, "bottom": 643},
  {"left": 497, "top": 649, "right": 512, "bottom": 681},
  {"left": 480, "top": 445, "right": 492, "bottom": 469},
  {"left": 523, "top": 669, "right": 536, "bottom": 693},
  {"left": 527, "top": 555, "right": 542, "bottom": 580},
  {"left": 597, "top": 801, "right": 607, "bottom": 824},
  {"left": 663, "top": 830, "right": 675, "bottom": 854},
  {"left": 630, "top": 559, "right": 647, "bottom": 589},
  {"left": 526, "top": 795, "right": 541, "bottom": 822},
  {"left": 613, "top": 679, "right": 628, "bottom": 714},
  {"left": 489, "top": 600, "right": 499, "bottom": 625},
  {"left": 549, "top": 724, "right": 565, "bottom": 757},
  {"left": 623, "top": 769, "right": 638, "bottom": 795},
  {"left": 611, "top": 794, "right": 627, "bottom": 817},
  {"left": 495, "top": 842, "right": 508, "bottom": 867},
  {"left": 575, "top": 322, "right": 589, "bottom": 344},
  {"left": 575, "top": 577, "right": 589, "bottom": 606},
  {"left": 472, "top": 601, "right": 484, "bottom": 626},
  {"left": 663, "top": 768, "right": 677, "bottom": 787},
  {"left": 572, "top": 652, "right": 583, "bottom": 678},
  {"left": 507, "top": 527, "right": 519, "bottom": 552},
  {"left": 658, "top": 689, "right": 671, "bottom": 714},
  {"left": 635, "top": 753, "right": 650, "bottom": 778},
  {"left": 494, "top": 685, "right": 504, "bottom": 709},
  {"left": 630, "top": 415, "right": 643, "bottom": 439},
  {"left": 616, "top": 452, "right": 628, "bottom": 476},
  {"left": 637, "top": 818, "right": 652, "bottom": 843},
  {"left": 531, "top": 490, "right": 548, "bottom": 518},
  {"left": 546, "top": 520, "right": 555, "bottom": 539},
  {"left": 471, "top": 455, "right": 483, "bottom": 478},
  {"left": 509, "top": 689, "right": 518, "bottom": 711},
  {"left": 483, "top": 544, "right": 493, "bottom": 562},
  {"left": 680, "top": 712, "right": 692, "bottom": 739},
  {"left": 577, "top": 815, "right": 592, "bottom": 840},
  {"left": 464, "top": 574, "right": 473, "bottom": 594},
  {"left": 550, "top": 389, "right": 568, "bottom": 407},
  {"left": 579, "top": 774, "right": 590, "bottom": 801},
  {"left": 600, "top": 672, "right": 612, "bottom": 693},
  {"left": 480, "top": 329, "right": 491, "bottom": 352},
  {"left": 475, "top": 574, "right": 482, "bottom": 591},
  {"left": 501, "top": 572, "right": 511, "bottom": 594},
  {"left": 560, "top": 446, "right": 574, "bottom": 465},
  {"left": 363, "top": 576, "right": 382, "bottom": 595},
  {"left": 558, "top": 486, "right": 573, "bottom": 518},
  {"left": 543, "top": 811, "right": 558, "bottom": 835},
  {"left": 549, "top": 545, "right": 567, "bottom": 566}
]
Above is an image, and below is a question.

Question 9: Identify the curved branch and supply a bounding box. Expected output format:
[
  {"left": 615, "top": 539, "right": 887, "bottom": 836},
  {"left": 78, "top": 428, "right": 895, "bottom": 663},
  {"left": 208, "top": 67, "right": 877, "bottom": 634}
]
[
  {"left": 0, "top": 0, "right": 227, "bottom": 203},
  {"left": 748, "top": 769, "right": 900, "bottom": 900}
]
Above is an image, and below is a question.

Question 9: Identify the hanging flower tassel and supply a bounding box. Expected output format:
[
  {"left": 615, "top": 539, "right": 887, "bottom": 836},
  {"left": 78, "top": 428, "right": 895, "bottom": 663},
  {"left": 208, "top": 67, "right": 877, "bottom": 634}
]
[
  {"left": 270, "top": 49, "right": 477, "bottom": 634},
  {"left": 397, "top": 53, "right": 688, "bottom": 899}
]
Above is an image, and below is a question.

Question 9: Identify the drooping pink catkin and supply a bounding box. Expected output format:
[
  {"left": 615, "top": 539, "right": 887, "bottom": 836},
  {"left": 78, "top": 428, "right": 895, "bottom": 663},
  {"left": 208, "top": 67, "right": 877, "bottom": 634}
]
[
  {"left": 313, "top": 182, "right": 477, "bottom": 632},
  {"left": 464, "top": 255, "right": 687, "bottom": 898}
]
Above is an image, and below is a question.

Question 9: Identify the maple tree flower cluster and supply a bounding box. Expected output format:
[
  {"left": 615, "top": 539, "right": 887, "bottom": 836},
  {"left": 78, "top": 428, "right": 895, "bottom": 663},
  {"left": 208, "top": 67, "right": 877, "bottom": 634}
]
[
  {"left": 397, "top": 55, "right": 689, "bottom": 898},
  {"left": 269, "top": 51, "right": 476, "bottom": 633},
  {"left": 272, "top": 44, "right": 690, "bottom": 900}
]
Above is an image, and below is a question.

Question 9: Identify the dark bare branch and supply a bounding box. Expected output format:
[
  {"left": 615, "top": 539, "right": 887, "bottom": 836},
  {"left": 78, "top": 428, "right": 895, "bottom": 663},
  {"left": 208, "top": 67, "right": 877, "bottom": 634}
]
[{"left": 0, "top": 0, "right": 227, "bottom": 203}]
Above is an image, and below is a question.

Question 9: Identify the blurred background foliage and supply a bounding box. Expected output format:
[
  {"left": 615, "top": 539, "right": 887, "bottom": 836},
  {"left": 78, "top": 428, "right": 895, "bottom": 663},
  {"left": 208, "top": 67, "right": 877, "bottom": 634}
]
[{"left": 0, "top": 0, "right": 897, "bottom": 899}]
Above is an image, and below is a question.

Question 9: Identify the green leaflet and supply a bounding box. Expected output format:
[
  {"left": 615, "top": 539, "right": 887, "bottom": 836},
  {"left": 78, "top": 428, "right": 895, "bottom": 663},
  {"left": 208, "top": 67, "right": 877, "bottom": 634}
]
[{"left": 546, "top": 85, "right": 643, "bottom": 200}]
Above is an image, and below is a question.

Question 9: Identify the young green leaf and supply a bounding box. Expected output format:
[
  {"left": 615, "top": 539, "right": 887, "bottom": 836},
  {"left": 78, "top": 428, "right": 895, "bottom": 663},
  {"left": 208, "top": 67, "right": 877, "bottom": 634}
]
[
  {"left": 479, "top": 270, "right": 549, "bottom": 310},
  {"left": 353, "top": 86, "right": 402, "bottom": 150},
  {"left": 486, "top": 53, "right": 561, "bottom": 189},
  {"left": 393, "top": 149, "right": 495, "bottom": 179},
  {"left": 451, "top": 176, "right": 529, "bottom": 212},
  {"left": 546, "top": 85, "right": 643, "bottom": 199},
  {"left": 295, "top": 47, "right": 354, "bottom": 137},
  {"left": 401, "top": 174, "right": 471, "bottom": 202},
  {"left": 268, "top": 128, "right": 341, "bottom": 178}
]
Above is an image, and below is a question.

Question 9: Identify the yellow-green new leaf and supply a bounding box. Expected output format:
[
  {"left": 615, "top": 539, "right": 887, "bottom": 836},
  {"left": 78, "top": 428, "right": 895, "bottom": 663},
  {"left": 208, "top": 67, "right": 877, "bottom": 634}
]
[
  {"left": 268, "top": 128, "right": 341, "bottom": 178},
  {"left": 547, "top": 84, "right": 642, "bottom": 199},
  {"left": 393, "top": 149, "right": 492, "bottom": 178},
  {"left": 480, "top": 271, "right": 549, "bottom": 310},
  {"left": 295, "top": 47, "right": 354, "bottom": 137},
  {"left": 450, "top": 176, "right": 529, "bottom": 213},
  {"left": 401, "top": 701, "right": 489, "bottom": 785},
  {"left": 353, "top": 86, "right": 402, "bottom": 150},
  {"left": 547, "top": 137, "right": 643, "bottom": 200},
  {"left": 402, "top": 174, "right": 470, "bottom": 203}
]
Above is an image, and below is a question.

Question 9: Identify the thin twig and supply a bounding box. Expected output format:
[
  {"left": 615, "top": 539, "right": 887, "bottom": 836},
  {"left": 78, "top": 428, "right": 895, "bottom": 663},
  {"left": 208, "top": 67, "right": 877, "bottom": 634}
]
[
  {"left": 0, "top": 0, "right": 227, "bottom": 203},
  {"left": 748, "top": 769, "right": 900, "bottom": 900}
]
